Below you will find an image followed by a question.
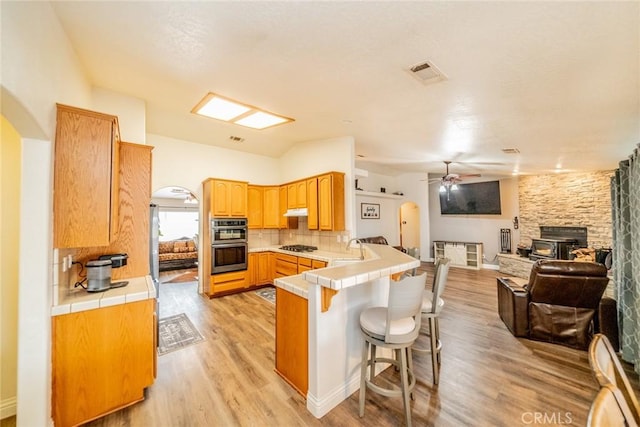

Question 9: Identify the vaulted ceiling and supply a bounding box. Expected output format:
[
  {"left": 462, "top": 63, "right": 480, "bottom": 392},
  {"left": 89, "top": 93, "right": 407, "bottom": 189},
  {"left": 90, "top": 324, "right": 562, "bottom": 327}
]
[{"left": 51, "top": 1, "right": 639, "bottom": 177}]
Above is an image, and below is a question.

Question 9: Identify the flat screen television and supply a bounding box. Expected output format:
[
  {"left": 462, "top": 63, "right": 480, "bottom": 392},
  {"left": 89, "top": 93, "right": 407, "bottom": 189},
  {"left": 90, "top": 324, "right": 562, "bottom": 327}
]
[{"left": 439, "top": 180, "right": 502, "bottom": 215}]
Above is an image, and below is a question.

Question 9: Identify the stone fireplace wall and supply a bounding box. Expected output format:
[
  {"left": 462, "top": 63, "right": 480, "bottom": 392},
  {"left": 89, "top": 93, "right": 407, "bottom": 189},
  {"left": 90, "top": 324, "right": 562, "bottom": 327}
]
[{"left": 518, "top": 171, "right": 614, "bottom": 248}]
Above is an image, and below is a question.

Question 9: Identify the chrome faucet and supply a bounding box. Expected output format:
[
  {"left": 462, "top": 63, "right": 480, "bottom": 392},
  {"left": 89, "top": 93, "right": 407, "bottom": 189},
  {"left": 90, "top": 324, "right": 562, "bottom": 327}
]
[{"left": 346, "top": 238, "right": 365, "bottom": 260}]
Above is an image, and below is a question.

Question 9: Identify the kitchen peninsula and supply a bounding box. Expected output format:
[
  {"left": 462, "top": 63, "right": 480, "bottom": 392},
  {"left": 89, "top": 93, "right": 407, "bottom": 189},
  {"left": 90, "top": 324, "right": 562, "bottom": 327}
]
[{"left": 273, "top": 244, "right": 420, "bottom": 418}]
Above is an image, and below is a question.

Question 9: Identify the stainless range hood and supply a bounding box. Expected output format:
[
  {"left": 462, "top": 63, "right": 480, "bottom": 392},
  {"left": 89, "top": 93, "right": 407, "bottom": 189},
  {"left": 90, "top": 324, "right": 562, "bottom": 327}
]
[{"left": 283, "top": 208, "right": 308, "bottom": 217}]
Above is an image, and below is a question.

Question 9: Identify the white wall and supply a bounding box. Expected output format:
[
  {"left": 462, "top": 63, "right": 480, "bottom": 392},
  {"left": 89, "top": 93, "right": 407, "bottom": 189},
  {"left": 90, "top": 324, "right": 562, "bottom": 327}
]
[
  {"left": 1, "top": 2, "right": 94, "bottom": 425},
  {"left": 92, "top": 88, "right": 147, "bottom": 144},
  {"left": 279, "top": 136, "right": 355, "bottom": 232},
  {"left": 396, "top": 173, "right": 431, "bottom": 261},
  {"left": 148, "top": 133, "right": 282, "bottom": 198},
  {"left": 355, "top": 194, "right": 402, "bottom": 245},
  {"left": 428, "top": 176, "right": 519, "bottom": 264}
]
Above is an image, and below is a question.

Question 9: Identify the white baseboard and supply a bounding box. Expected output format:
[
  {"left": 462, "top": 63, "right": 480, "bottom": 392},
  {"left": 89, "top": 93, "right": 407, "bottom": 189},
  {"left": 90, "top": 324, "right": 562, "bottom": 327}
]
[
  {"left": 483, "top": 263, "right": 500, "bottom": 270},
  {"left": 1, "top": 396, "right": 17, "bottom": 419},
  {"left": 307, "top": 362, "right": 390, "bottom": 418}
]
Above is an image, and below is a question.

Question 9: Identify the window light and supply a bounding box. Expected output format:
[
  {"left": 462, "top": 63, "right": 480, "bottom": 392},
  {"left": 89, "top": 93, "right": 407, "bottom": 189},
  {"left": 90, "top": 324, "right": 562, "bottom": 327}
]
[{"left": 192, "top": 92, "right": 294, "bottom": 130}]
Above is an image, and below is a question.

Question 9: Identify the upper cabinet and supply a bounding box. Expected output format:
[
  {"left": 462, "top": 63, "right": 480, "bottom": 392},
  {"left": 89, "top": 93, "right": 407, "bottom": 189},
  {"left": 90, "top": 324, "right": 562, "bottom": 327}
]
[
  {"left": 307, "top": 178, "right": 319, "bottom": 230},
  {"left": 318, "top": 172, "right": 345, "bottom": 231},
  {"left": 247, "top": 185, "right": 264, "bottom": 229},
  {"left": 210, "top": 179, "right": 248, "bottom": 217},
  {"left": 279, "top": 186, "right": 298, "bottom": 230},
  {"left": 263, "top": 186, "right": 280, "bottom": 229},
  {"left": 248, "top": 185, "right": 280, "bottom": 229},
  {"left": 53, "top": 104, "right": 121, "bottom": 248},
  {"left": 287, "top": 180, "right": 307, "bottom": 209}
]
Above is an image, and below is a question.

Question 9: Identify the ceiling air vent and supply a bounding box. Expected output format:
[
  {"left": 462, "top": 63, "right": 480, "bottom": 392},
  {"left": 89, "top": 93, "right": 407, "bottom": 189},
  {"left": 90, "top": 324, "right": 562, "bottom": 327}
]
[
  {"left": 229, "top": 135, "right": 245, "bottom": 143},
  {"left": 408, "top": 60, "right": 446, "bottom": 85},
  {"left": 501, "top": 148, "right": 521, "bottom": 154}
]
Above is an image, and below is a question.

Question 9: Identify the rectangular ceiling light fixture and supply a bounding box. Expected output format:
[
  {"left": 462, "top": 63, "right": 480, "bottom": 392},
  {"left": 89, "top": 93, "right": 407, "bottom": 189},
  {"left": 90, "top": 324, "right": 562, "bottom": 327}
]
[{"left": 192, "top": 92, "right": 294, "bottom": 130}]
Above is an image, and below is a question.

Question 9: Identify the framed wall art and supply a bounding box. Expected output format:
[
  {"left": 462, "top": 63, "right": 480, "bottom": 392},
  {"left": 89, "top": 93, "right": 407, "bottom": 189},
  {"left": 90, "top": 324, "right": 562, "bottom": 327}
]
[{"left": 361, "top": 203, "right": 380, "bottom": 219}]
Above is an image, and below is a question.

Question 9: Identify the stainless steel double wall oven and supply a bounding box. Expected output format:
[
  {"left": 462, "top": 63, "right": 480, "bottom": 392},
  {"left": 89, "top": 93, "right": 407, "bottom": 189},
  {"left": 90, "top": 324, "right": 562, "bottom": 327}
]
[{"left": 211, "top": 218, "right": 248, "bottom": 273}]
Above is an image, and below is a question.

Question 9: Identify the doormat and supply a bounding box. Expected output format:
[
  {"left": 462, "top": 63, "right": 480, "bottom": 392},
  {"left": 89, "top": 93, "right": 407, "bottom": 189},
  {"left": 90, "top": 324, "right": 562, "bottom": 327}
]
[
  {"left": 158, "top": 313, "right": 204, "bottom": 356},
  {"left": 165, "top": 270, "right": 198, "bottom": 283},
  {"left": 255, "top": 287, "right": 276, "bottom": 304}
]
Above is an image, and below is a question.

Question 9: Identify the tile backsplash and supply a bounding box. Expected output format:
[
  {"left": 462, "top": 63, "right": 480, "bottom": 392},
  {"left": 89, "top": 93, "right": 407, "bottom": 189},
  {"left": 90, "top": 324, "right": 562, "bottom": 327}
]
[{"left": 248, "top": 217, "right": 353, "bottom": 253}]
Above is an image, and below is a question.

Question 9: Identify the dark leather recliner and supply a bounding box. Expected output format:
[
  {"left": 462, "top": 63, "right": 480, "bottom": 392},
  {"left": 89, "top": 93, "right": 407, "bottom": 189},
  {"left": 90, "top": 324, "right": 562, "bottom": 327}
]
[{"left": 497, "top": 260, "right": 610, "bottom": 350}]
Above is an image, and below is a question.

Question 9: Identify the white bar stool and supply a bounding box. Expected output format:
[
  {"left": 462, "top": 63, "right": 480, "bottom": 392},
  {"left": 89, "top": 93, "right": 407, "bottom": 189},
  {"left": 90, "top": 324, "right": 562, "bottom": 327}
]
[
  {"left": 358, "top": 273, "right": 427, "bottom": 427},
  {"left": 412, "top": 258, "right": 450, "bottom": 385}
]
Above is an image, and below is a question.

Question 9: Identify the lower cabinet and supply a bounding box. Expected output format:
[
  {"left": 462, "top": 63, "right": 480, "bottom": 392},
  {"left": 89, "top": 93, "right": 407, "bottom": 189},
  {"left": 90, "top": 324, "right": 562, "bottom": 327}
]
[
  {"left": 52, "top": 299, "right": 156, "bottom": 427},
  {"left": 208, "top": 270, "right": 248, "bottom": 297},
  {"left": 275, "top": 287, "right": 308, "bottom": 396}
]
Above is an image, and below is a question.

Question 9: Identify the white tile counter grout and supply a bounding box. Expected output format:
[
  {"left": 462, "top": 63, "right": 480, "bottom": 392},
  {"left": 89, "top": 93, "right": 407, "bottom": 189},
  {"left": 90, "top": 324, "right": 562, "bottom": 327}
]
[{"left": 51, "top": 275, "right": 155, "bottom": 316}]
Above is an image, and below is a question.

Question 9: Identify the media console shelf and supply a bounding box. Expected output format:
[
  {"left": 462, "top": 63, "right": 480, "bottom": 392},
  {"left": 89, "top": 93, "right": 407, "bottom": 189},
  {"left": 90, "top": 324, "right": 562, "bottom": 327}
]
[{"left": 433, "top": 241, "right": 483, "bottom": 270}]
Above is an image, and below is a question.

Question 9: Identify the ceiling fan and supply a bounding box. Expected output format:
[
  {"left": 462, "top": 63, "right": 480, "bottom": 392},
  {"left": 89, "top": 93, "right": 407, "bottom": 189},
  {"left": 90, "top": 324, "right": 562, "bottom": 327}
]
[{"left": 427, "top": 161, "right": 481, "bottom": 188}]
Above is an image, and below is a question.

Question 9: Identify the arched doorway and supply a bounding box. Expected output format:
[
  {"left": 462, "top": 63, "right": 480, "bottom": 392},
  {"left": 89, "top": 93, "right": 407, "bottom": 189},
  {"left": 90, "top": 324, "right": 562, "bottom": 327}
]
[
  {"left": 400, "top": 202, "right": 420, "bottom": 257},
  {"left": 151, "top": 186, "right": 200, "bottom": 297}
]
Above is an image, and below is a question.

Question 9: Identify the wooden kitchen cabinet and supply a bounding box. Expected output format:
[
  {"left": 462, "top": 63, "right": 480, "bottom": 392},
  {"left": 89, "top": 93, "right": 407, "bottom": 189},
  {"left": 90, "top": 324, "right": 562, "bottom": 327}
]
[
  {"left": 247, "top": 185, "right": 263, "bottom": 229},
  {"left": 275, "top": 287, "right": 308, "bottom": 396},
  {"left": 274, "top": 253, "right": 299, "bottom": 278},
  {"left": 287, "top": 180, "right": 307, "bottom": 209},
  {"left": 263, "top": 186, "right": 280, "bottom": 228},
  {"left": 248, "top": 185, "right": 280, "bottom": 229},
  {"left": 210, "top": 179, "right": 248, "bottom": 217},
  {"left": 318, "top": 172, "right": 345, "bottom": 231},
  {"left": 307, "top": 178, "right": 319, "bottom": 230},
  {"left": 52, "top": 299, "right": 156, "bottom": 427},
  {"left": 208, "top": 270, "right": 248, "bottom": 296},
  {"left": 74, "top": 142, "right": 153, "bottom": 281},
  {"left": 248, "top": 252, "right": 271, "bottom": 286},
  {"left": 53, "top": 104, "right": 121, "bottom": 248},
  {"left": 279, "top": 186, "right": 298, "bottom": 229}
]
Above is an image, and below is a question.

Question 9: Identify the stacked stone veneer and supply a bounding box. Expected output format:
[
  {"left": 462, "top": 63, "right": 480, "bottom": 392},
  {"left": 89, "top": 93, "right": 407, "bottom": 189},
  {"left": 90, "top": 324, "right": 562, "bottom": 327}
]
[{"left": 518, "top": 171, "right": 614, "bottom": 248}]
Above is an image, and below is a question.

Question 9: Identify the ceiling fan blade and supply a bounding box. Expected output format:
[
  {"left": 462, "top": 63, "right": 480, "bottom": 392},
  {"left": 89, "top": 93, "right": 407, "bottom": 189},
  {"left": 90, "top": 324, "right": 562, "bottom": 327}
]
[{"left": 458, "top": 173, "right": 482, "bottom": 178}]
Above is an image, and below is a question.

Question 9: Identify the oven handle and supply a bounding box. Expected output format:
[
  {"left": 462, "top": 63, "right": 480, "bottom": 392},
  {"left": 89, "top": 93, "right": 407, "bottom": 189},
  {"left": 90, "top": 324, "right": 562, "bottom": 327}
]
[{"left": 211, "top": 242, "right": 248, "bottom": 248}]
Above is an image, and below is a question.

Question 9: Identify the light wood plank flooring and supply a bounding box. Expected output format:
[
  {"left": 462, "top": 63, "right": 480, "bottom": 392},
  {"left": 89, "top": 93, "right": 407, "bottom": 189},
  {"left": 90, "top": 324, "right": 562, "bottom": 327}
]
[{"left": 82, "top": 264, "right": 639, "bottom": 426}]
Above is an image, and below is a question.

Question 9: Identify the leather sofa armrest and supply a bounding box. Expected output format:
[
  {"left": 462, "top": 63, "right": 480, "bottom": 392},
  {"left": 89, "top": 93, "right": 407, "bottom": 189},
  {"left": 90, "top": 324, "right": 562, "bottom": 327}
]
[{"left": 497, "top": 277, "right": 529, "bottom": 337}]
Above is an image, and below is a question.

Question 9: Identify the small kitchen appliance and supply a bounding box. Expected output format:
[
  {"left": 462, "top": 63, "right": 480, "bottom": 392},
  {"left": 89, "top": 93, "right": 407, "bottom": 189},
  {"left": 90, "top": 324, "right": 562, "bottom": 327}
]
[{"left": 86, "top": 259, "right": 112, "bottom": 292}]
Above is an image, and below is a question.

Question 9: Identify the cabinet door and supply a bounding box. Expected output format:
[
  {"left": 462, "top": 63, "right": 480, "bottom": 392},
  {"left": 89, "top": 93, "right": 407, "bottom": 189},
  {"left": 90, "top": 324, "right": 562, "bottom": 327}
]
[
  {"left": 263, "top": 186, "right": 280, "bottom": 229},
  {"left": 287, "top": 183, "right": 297, "bottom": 209},
  {"left": 275, "top": 288, "right": 308, "bottom": 396},
  {"left": 257, "top": 252, "right": 271, "bottom": 284},
  {"left": 248, "top": 253, "right": 258, "bottom": 286},
  {"left": 279, "top": 186, "right": 298, "bottom": 229},
  {"left": 318, "top": 174, "right": 333, "bottom": 231},
  {"left": 229, "top": 181, "right": 248, "bottom": 217},
  {"left": 296, "top": 181, "right": 307, "bottom": 208},
  {"left": 211, "top": 180, "right": 230, "bottom": 216},
  {"left": 307, "top": 178, "right": 318, "bottom": 230},
  {"left": 53, "top": 105, "right": 120, "bottom": 248},
  {"left": 247, "top": 186, "right": 263, "bottom": 229},
  {"left": 318, "top": 172, "right": 345, "bottom": 231},
  {"left": 52, "top": 299, "right": 155, "bottom": 427}
]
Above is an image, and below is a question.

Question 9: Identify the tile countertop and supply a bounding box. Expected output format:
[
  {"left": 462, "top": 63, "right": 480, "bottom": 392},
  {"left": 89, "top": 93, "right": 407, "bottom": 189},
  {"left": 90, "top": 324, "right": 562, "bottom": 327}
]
[
  {"left": 248, "top": 245, "right": 361, "bottom": 263},
  {"left": 51, "top": 275, "right": 156, "bottom": 316},
  {"left": 273, "top": 244, "right": 420, "bottom": 298}
]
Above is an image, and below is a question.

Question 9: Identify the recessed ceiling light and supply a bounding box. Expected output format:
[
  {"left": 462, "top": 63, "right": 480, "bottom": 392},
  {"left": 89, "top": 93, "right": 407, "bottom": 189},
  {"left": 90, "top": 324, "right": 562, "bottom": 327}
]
[
  {"left": 235, "top": 111, "right": 288, "bottom": 130},
  {"left": 192, "top": 92, "right": 294, "bottom": 130}
]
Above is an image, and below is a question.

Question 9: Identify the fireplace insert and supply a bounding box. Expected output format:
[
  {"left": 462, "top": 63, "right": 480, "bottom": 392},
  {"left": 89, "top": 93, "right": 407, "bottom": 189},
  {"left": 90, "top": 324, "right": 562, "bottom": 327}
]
[{"left": 530, "top": 226, "right": 587, "bottom": 261}]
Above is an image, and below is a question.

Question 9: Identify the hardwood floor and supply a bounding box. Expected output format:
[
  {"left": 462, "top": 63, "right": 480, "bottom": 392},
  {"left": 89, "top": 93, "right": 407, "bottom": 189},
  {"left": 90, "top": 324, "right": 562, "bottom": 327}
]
[{"left": 85, "top": 263, "right": 639, "bottom": 426}]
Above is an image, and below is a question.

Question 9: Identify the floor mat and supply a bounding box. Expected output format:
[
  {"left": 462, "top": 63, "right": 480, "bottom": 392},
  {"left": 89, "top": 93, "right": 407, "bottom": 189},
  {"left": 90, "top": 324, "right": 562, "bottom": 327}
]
[
  {"left": 255, "top": 287, "right": 276, "bottom": 304},
  {"left": 158, "top": 313, "right": 204, "bottom": 356}
]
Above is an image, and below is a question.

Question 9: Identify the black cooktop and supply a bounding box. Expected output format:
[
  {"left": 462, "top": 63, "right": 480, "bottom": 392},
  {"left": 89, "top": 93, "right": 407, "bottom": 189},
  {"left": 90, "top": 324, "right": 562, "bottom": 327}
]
[{"left": 280, "top": 245, "right": 318, "bottom": 253}]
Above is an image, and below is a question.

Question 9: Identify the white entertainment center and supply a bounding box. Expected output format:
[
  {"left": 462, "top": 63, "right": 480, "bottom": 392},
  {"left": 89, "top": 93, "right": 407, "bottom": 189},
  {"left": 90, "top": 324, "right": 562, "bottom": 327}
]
[{"left": 433, "top": 240, "right": 483, "bottom": 270}]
